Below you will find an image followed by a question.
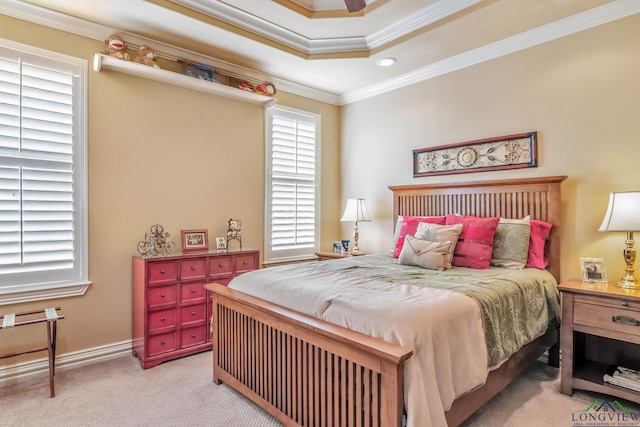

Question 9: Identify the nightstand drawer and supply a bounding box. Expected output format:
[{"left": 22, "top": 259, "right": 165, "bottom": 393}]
[{"left": 574, "top": 301, "right": 640, "bottom": 335}]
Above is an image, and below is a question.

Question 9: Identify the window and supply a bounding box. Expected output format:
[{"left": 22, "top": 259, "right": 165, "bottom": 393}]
[
  {"left": 265, "top": 106, "right": 320, "bottom": 263},
  {"left": 0, "top": 39, "right": 88, "bottom": 305}
]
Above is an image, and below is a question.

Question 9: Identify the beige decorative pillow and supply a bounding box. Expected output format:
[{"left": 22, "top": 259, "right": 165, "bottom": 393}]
[
  {"left": 398, "top": 236, "right": 452, "bottom": 270},
  {"left": 491, "top": 216, "right": 531, "bottom": 269},
  {"left": 414, "top": 222, "right": 463, "bottom": 269}
]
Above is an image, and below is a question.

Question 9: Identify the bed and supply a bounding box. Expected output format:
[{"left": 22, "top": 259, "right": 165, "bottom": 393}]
[{"left": 204, "top": 175, "right": 566, "bottom": 427}]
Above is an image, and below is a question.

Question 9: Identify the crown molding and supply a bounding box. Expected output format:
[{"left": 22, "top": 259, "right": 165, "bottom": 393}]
[
  {"left": 172, "top": 0, "right": 479, "bottom": 56},
  {"left": 340, "top": 0, "right": 640, "bottom": 105},
  {"left": 366, "top": 0, "right": 482, "bottom": 50},
  {"left": 2, "top": 0, "right": 638, "bottom": 106}
]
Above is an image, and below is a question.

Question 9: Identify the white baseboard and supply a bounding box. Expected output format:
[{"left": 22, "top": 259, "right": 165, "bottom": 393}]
[{"left": 0, "top": 340, "right": 133, "bottom": 386}]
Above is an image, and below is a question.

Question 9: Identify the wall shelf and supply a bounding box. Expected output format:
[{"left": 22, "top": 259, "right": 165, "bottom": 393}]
[{"left": 93, "top": 54, "right": 277, "bottom": 108}]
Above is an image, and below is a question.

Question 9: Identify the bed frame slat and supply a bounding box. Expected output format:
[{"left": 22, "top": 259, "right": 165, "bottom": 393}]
[{"left": 207, "top": 286, "right": 412, "bottom": 427}]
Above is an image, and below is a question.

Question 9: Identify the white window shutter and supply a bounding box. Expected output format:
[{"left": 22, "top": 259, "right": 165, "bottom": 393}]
[
  {"left": 265, "top": 107, "right": 320, "bottom": 263},
  {"left": 0, "top": 40, "right": 88, "bottom": 304}
]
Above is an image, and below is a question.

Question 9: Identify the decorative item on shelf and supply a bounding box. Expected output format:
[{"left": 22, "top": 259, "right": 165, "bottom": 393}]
[
  {"left": 181, "top": 229, "right": 209, "bottom": 253},
  {"left": 229, "top": 77, "right": 276, "bottom": 97},
  {"left": 183, "top": 62, "right": 221, "bottom": 83},
  {"left": 101, "top": 34, "right": 131, "bottom": 61},
  {"left": 137, "top": 224, "right": 175, "bottom": 258},
  {"left": 226, "top": 219, "right": 242, "bottom": 250},
  {"left": 333, "top": 241, "right": 342, "bottom": 253},
  {"left": 598, "top": 191, "right": 640, "bottom": 289},
  {"left": 340, "top": 198, "right": 371, "bottom": 255},
  {"left": 215, "top": 236, "right": 227, "bottom": 252},
  {"left": 134, "top": 45, "right": 160, "bottom": 68},
  {"left": 255, "top": 82, "right": 276, "bottom": 97}
]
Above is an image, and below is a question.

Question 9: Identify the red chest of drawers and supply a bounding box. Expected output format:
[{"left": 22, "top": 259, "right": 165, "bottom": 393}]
[{"left": 132, "top": 249, "right": 259, "bottom": 369}]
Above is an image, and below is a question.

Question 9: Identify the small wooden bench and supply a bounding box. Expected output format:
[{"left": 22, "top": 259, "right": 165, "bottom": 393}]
[{"left": 1, "top": 307, "right": 64, "bottom": 397}]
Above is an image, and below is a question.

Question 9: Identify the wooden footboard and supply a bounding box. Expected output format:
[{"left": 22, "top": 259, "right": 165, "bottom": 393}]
[{"left": 205, "top": 283, "right": 413, "bottom": 427}]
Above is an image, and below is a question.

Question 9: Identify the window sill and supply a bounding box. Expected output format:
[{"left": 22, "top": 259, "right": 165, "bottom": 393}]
[
  {"left": 262, "top": 254, "right": 318, "bottom": 268},
  {"left": 0, "top": 281, "right": 92, "bottom": 306}
]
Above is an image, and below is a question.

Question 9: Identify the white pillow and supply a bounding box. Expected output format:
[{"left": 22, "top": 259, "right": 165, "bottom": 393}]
[
  {"left": 414, "top": 222, "right": 463, "bottom": 269},
  {"left": 398, "top": 236, "right": 452, "bottom": 270}
]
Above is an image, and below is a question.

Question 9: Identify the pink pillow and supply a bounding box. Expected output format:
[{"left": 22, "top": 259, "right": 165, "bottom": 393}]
[
  {"left": 445, "top": 215, "right": 500, "bottom": 269},
  {"left": 526, "top": 219, "right": 552, "bottom": 269},
  {"left": 392, "top": 216, "right": 446, "bottom": 258}
]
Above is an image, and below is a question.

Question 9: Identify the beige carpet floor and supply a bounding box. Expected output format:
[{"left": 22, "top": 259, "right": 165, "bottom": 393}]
[{"left": 1, "top": 350, "right": 639, "bottom": 427}]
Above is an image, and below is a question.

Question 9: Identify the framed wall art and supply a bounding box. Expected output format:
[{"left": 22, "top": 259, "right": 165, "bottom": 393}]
[
  {"left": 413, "top": 132, "right": 537, "bottom": 177},
  {"left": 181, "top": 229, "right": 209, "bottom": 253},
  {"left": 579, "top": 257, "right": 607, "bottom": 284}
]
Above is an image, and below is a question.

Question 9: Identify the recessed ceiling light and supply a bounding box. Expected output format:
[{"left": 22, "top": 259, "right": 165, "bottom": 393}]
[{"left": 376, "top": 57, "right": 397, "bottom": 67}]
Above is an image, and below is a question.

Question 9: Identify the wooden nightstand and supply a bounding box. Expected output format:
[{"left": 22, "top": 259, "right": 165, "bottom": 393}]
[
  {"left": 559, "top": 279, "right": 640, "bottom": 403},
  {"left": 315, "top": 251, "right": 352, "bottom": 261}
]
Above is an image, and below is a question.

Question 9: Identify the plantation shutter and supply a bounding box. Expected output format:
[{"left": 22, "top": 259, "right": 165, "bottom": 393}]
[
  {"left": 0, "top": 42, "right": 87, "bottom": 296},
  {"left": 265, "top": 107, "right": 320, "bottom": 262}
]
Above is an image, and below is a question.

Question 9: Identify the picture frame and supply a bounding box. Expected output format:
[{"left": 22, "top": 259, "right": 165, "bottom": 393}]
[
  {"left": 413, "top": 132, "right": 537, "bottom": 177},
  {"left": 341, "top": 240, "right": 350, "bottom": 253},
  {"left": 181, "top": 229, "right": 209, "bottom": 253},
  {"left": 580, "top": 257, "right": 607, "bottom": 284},
  {"left": 332, "top": 241, "right": 342, "bottom": 253},
  {"left": 215, "top": 237, "right": 227, "bottom": 250}
]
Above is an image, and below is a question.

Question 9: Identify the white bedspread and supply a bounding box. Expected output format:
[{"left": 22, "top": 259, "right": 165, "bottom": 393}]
[{"left": 229, "top": 258, "right": 489, "bottom": 427}]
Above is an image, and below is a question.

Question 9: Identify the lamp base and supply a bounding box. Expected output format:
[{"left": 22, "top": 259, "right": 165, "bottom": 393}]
[
  {"left": 350, "top": 249, "right": 366, "bottom": 256},
  {"left": 616, "top": 277, "right": 640, "bottom": 290}
]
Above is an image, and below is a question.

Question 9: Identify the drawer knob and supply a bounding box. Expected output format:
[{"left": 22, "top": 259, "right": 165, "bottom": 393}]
[
  {"left": 160, "top": 293, "right": 165, "bottom": 298},
  {"left": 612, "top": 315, "right": 640, "bottom": 326},
  {"left": 191, "top": 266, "right": 196, "bottom": 270},
  {"left": 160, "top": 269, "right": 165, "bottom": 274},
  {"left": 160, "top": 317, "right": 165, "bottom": 321},
  {"left": 191, "top": 334, "right": 196, "bottom": 338},
  {"left": 191, "top": 311, "right": 196, "bottom": 316},
  {"left": 243, "top": 261, "right": 248, "bottom": 265},
  {"left": 191, "top": 288, "right": 196, "bottom": 293},
  {"left": 160, "top": 340, "right": 165, "bottom": 345},
  {"left": 622, "top": 301, "right": 629, "bottom": 307},
  {"left": 218, "top": 263, "right": 223, "bottom": 267}
]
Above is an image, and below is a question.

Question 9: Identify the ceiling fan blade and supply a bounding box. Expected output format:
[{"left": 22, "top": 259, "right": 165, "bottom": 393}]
[{"left": 344, "top": 0, "right": 366, "bottom": 13}]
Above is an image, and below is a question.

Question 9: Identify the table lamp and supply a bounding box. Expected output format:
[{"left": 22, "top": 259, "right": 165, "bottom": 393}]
[
  {"left": 598, "top": 191, "right": 640, "bottom": 289},
  {"left": 340, "top": 198, "right": 371, "bottom": 255}
]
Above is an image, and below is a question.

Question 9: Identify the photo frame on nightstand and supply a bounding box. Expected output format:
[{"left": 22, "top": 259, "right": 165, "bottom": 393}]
[{"left": 580, "top": 257, "right": 607, "bottom": 284}]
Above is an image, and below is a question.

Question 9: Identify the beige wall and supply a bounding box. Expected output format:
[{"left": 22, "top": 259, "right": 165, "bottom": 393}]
[
  {"left": 0, "top": 15, "right": 340, "bottom": 365},
  {"left": 340, "top": 14, "right": 640, "bottom": 283}
]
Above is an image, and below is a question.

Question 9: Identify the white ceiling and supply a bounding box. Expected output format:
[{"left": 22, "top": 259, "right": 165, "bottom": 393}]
[{"left": 2, "top": 0, "right": 639, "bottom": 105}]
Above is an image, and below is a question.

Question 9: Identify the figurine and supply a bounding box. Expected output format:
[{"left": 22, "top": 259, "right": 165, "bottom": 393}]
[
  {"left": 101, "top": 35, "right": 130, "bottom": 60},
  {"left": 134, "top": 45, "right": 160, "bottom": 68}
]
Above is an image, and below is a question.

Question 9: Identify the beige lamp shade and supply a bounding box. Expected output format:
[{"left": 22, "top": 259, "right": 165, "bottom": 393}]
[{"left": 340, "top": 198, "right": 371, "bottom": 223}]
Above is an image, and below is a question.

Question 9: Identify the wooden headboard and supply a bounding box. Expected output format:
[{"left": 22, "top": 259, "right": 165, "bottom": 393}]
[{"left": 389, "top": 175, "right": 567, "bottom": 281}]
